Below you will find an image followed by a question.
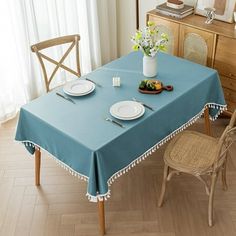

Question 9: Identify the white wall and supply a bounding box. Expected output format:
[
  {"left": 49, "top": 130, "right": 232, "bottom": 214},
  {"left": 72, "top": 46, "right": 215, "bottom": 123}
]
[
  {"left": 116, "top": 0, "right": 162, "bottom": 56},
  {"left": 139, "top": 0, "right": 165, "bottom": 29},
  {"left": 116, "top": 0, "right": 197, "bottom": 57}
]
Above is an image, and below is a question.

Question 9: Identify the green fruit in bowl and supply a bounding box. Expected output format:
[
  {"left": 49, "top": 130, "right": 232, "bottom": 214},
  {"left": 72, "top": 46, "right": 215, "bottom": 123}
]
[
  {"left": 139, "top": 80, "right": 147, "bottom": 89},
  {"left": 139, "top": 79, "right": 162, "bottom": 91},
  {"left": 146, "top": 80, "right": 156, "bottom": 91}
]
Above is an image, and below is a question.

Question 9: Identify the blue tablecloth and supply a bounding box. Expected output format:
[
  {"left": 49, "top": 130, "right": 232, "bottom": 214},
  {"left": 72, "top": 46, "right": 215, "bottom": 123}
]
[{"left": 15, "top": 52, "right": 226, "bottom": 201}]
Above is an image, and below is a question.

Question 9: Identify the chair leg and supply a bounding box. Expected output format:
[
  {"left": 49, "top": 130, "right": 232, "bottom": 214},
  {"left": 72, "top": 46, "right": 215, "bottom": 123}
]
[
  {"left": 208, "top": 172, "right": 218, "bottom": 227},
  {"left": 35, "top": 148, "right": 41, "bottom": 186},
  {"left": 158, "top": 164, "right": 169, "bottom": 207},
  {"left": 221, "top": 161, "right": 228, "bottom": 191}
]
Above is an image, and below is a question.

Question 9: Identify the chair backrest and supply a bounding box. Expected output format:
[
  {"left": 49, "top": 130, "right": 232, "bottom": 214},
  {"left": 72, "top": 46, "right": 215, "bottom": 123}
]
[
  {"left": 31, "top": 34, "right": 81, "bottom": 92},
  {"left": 214, "top": 110, "right": 236, "bottom": 170}
]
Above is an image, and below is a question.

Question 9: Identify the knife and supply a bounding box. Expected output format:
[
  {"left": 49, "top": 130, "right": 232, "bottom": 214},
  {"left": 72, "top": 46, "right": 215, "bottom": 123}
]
[
  {"left": 56, "top": 93, "right": 75, "bottom": 104},
  {"left": 85, "top": 78, "right": 102, "bottom": 87},
  {"left": 142, "top": 103, "right": 154, "bottom": 111},
  {"left": 132, "top": 97, "right": 154, "bottom": 111}
]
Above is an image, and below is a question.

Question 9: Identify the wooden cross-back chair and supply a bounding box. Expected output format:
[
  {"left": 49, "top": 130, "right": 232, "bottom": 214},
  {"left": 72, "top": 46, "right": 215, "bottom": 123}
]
[
  {"left": 158, "top": 109, "right": 236, "bottom": 227},
  {"left": 31, "top": 34, "right": 81, "bottom": 92}
]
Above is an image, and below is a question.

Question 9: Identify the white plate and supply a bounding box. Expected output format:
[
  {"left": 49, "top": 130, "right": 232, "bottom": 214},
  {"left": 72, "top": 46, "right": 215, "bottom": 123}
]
[
  {"left": 63, "top": 80, "right": 95, "bottom": 96},
  {"left": 110, "top": 101, "right": 145, "bottom": 120}
]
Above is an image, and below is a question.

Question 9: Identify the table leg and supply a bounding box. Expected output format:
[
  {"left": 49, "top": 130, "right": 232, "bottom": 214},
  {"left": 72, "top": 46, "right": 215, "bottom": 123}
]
[
  {"left": 35, "top": 148, "right": 41, "bottom": 186},
  {"left": 204, "top": 107, "right": 212, "bottom": 136},
  {"left": 98, "top": 199, "right": 105, "bottom": 235}
]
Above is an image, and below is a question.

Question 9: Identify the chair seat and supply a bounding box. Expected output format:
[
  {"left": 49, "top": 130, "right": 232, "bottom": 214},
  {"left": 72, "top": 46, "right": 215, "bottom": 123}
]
[
  {"left": 159, "top": 110, "right": 236, "bottom": 227},
  {"left": 164, "top": 131, "right": 219, "bottom": 174}
]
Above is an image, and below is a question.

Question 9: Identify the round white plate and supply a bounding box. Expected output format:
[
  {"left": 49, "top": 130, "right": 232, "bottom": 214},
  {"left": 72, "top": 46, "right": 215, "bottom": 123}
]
[
  {"left": 63, "top": 80, "right": 95, "bottom": 96},
  {"left": 110, "top": 101, "right": 145, "bottom": 120}
]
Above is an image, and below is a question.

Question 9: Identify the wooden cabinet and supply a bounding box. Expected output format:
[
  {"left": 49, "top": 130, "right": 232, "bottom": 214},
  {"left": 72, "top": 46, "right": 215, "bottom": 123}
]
[
  {"left": 214, "top": 36, "right": 236, "bottom": 79},
  {"left": 147, "top": 10, "right": 236, "bottom": 115},
  {"left": 148, "top": 15, "right": 179, "bottom": 56},
  {"left": 214, "top": 36, "right": 236, "bottom": 113},
  {"left": 179, "top": 25, "right": 214, "bottom": 67}
]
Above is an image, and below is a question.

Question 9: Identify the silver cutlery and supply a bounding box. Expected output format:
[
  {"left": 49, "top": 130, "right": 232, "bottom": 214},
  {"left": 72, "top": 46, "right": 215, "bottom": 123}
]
[
  {"left": 85, "top": 78, "right": 102, "bottom": 87},
  {"left": 132, "top": 97, "right": 154, "bottom": 111},
  {"left": 105, "top": 117, "right": 125, "bottom": 128},
  {"left": 56, "top": 93, "right": 75, "bottom": 104}
]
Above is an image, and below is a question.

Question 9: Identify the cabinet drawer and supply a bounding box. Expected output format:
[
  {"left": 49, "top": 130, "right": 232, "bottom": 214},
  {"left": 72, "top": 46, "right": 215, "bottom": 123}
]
[
  {"left": 214, "top": 36, "right": 236, "bottom": 79},
  {"left": 220, "top": 75, "right": 236, "bottom": 91},
  {"left": 223, "top": 87, "right": 236, "bottom": 101},
  {"left": 223, "top": 87, "right": 236, "bottom": 113},
  {"left": 226, "top": 101, "right": 236, "bottom": 113}
]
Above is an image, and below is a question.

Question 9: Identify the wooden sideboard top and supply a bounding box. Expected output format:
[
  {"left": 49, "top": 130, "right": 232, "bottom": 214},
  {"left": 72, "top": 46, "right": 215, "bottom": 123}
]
[{"left": 147, "top": 10, "right": 236, "bottom": 39}]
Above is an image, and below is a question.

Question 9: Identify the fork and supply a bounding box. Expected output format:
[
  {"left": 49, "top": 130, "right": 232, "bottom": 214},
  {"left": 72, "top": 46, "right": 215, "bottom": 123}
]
[
  {"left": 132, "top": 97, "right": 154, "bottom": 111},
  {"left": 105, "top": 117, "right": 125, "bottom": 128},
  {"left": 56, "top": 93, "right": 75, "bottom": 104}
]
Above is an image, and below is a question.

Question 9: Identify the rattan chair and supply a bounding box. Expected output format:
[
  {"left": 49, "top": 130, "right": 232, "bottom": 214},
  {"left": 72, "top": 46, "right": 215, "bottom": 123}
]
[
  {"left": 158, "top": 110, "right": 236, "bottom": 226},
  {"left": 31, "top": 34, "right": 81, "bottom": 92}
]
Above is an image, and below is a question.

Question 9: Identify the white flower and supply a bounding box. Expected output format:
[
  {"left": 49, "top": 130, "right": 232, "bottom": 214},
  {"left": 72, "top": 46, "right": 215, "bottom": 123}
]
[{"left": 131, "top": 21, "right": 168, "bottom": 57}]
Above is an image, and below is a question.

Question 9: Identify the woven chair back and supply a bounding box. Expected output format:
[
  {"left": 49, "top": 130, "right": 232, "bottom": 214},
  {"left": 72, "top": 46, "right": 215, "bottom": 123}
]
[
  {"left": 214, "top": 109, "right": 236, "bottom": 170},
  {"left": 31, "top": 34, "right": 81, "bottom": 92}
]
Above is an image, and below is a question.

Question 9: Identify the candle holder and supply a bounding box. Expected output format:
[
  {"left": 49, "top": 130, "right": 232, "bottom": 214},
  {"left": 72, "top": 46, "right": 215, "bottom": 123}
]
[
  {"left": 204, "top": 7, "right": 215, "bottom": 24},
  {"left": 112, "top": 76, "right": 121, "bottom": 87}
]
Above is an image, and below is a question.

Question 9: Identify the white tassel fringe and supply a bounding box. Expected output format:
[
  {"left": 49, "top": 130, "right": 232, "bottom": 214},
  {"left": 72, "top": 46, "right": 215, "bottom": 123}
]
[{"left": 16, "top": 103, "right": 226, "bottom": 202}]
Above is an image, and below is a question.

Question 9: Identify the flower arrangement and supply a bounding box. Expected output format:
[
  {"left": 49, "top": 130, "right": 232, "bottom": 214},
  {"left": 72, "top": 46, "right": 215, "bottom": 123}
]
[{"left": 131, "top": 21, "right": 168, "bottom": 57}]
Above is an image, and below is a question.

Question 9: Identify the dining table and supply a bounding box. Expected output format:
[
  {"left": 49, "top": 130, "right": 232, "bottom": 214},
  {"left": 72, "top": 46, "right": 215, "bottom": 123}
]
[{"left": 15, "top": 51, "right": 226, "bottom": 235}]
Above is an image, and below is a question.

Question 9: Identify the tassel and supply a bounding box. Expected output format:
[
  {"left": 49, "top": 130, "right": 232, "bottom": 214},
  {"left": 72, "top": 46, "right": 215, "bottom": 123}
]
[{"left": 18, "top": 103, "right": 227, "bottom": 203}]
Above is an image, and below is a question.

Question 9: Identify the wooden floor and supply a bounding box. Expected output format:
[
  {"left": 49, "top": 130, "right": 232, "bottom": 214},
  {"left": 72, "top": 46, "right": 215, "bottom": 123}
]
[{"left": 0, "top": 116, "right": 236, "bottom": 236}]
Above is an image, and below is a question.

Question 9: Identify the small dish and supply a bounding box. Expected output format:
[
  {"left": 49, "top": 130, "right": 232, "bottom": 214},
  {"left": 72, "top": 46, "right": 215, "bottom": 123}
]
[
  {"left": 110, "top": 101, "right": 145, "bottom": 120},
  {"left": 63, "top": 80, "right": 95, "bottom": 96}
]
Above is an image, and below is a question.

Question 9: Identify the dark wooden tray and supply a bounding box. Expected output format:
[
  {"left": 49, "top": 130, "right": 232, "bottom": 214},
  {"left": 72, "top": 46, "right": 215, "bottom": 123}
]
[
  {"left": 139, "top": 85, "right": 173, "bottom": 94},
  {"left": 139, "top": 88, "right": 163, "bottom": 94}
]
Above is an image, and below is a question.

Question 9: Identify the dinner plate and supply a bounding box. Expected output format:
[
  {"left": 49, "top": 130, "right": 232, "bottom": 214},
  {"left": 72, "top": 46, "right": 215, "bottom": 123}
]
[
  {"left": 63, "top": 80, "right": 95, "bottom": 96},
  {"left": 110, "top": 101, "right": 145, "bottom": 120}
]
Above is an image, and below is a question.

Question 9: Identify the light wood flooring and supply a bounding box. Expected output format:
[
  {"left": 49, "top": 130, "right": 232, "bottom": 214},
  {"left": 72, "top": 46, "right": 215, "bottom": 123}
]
[{"left": 0, "top": 117, "right": 236, "bottom": 236}]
